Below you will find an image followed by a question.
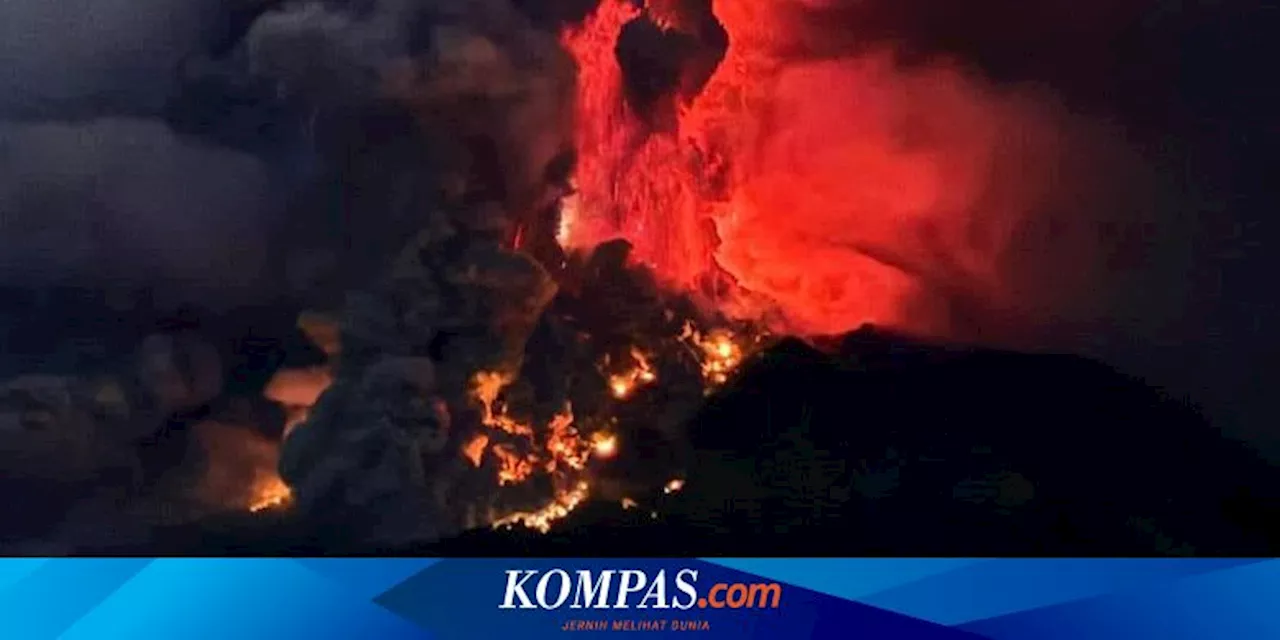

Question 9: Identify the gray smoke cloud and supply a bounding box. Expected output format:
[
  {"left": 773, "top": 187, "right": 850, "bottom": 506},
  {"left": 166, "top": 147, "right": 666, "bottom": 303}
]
[
  {"left": 233, "top": 0, "right": 581, "bottom": 543},
  {"left": 242, "top": 1, "right": 406, "bottom": 107},
  {"left": 240, "top": 0, "right": 575, "bottom": 201},
  {"left": 0, "top": 0, "right": 286, "bottom": 309},
  {"left": 1, "top": 0, "right": 583, "bottom": 549},
  {"left": 0, "top": 118, "right": 274, "bottom": 304},
  {"left": 0, "top": 0, "right": 224, "bottom": 117}
]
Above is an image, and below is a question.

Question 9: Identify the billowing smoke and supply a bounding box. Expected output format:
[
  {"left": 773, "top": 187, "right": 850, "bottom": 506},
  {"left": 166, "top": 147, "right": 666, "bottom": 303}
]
[
  {"left": 0, "top": 0, "right": 588, "bottom": 547},
  {"left": 0, "top": 0, "right": 292, "bottom": 309},
  {"left": 0, "top": 0, "right": 291, "bottom": 549},
  {"left": 234, "top": 0, "right": 592, "bottom": 543},
  {"left": 0, "top": 0, "right": 223, "bottom": 117},
  {"left": 0, "top": 119, "right": 274, "bottom": 304}
]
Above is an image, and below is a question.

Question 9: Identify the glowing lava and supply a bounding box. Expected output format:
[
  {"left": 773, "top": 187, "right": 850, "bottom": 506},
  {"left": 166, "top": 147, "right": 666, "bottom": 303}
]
[
  {"left": 466, "top": 329, "right": 706, "bottom": 531},
  {"left": 559, "top": 0, "right": 1042, "bottom": 338},
  {"left": 679, "top": 321, "right": 750, "bottom": 387},
  {"left": 471, "top": 372, "right": 542, "bottom": 486},
  {"left": 470, "top": 373, "right": 604, "bottom": 531},
  {"left": 473, "top": 372, "right": 535, "bottom": 438},
  {"left": 248, "top": 476, "right": 292, "bottom": 513},
  {"left": 492, "top": 481, "right": 592, "bottom": 534},
  {"left": 592, "top": 432, "right": 619, "bottom": 458},
  {"left": 462, "top": 433, "right": 490, "bottom": 467},
  {"left": 494, "top": 444, "right": 537, "bottom": 486},
  {"left": 546, "top": 405, "right": 592, "bottom": 473},
  {"left": 607, "top": 347, "right": 658, "bottom": 399}
]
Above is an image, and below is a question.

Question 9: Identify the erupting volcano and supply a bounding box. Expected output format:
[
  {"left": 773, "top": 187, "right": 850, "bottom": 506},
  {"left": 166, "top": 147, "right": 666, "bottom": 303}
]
[
  {"left": 7, "top": 0, "right": 1272, "bottom": 559},
  {"left": 246, "top": 0, "right": 1101, "bottom": 538}
]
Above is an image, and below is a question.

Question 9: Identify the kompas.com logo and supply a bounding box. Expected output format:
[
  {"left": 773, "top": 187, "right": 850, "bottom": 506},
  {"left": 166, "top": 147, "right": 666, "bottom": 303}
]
[{"left": 499, "top": 569, "right": 783, "bottom": 610}]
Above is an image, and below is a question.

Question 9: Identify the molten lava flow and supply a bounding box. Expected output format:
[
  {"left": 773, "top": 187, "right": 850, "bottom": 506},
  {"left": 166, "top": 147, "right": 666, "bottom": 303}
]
[
  {"left": 466, "top": 327, "right": 708, "bottom": 531},
  {"left": 249, "top": 476, "right": 292, "bottom": 513},
  {"left": 462, "top": 433, "right": 490, "bottom": 467},
  {"left": 607, "top": 347, "right": 658, "bottom": 399},
  {"left": 471, "top": 372, "right": 541, "bottom": 485},
  {"left": 492, "top": 481, "right": 592, "bottom": 534},
  {"left": 493, "top": 444, "right": 537, "bottom": 486},
  {"left": 473, "top": 371, "right": 536, "bottom": 439},
  {"left": 469, "top": 373, "right": 604, "bottom": 531},
  {"left": 546, "top": 405, "right": 592, "bottom": 473},
  {"left": 560, "top": 0, "right": 718, "bottom": 300},
  {"left": 679, "top": 321, "right": 750, "bottom": 388},
  {"left": 559, "top": 0, "right": 1039, "bottom": 337}
]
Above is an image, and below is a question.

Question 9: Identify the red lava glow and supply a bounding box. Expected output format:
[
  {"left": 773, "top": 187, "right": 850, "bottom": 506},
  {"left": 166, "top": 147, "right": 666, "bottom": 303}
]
[{"left": 559, "top": 0, "right": 1064, "bottom": 338}]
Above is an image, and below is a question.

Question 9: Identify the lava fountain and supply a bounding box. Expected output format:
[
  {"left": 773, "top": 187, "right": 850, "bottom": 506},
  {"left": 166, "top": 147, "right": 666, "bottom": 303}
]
[{"left": 559, "top": 0, "right": 1066, "bottom": 339}]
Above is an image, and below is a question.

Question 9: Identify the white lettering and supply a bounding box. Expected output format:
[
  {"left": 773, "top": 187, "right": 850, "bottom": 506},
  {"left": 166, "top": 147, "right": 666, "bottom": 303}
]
[
  {"left": 637, "top": 570, "right": 669, "bottom": 609},
  {"left": 571, "top": 570, "right": 614, "bottom": 609},
  {"left": 614, "top": 570, "right": 648, "bottom": 609},
  {"left": 672, "top": 569, "right": 699, "bottom": 610},
  {"left": 500, "top": 570, "right": 539, "bottom": 609},
  {"left": 536, "top": 569, "right": 572, "bottom": 609}
]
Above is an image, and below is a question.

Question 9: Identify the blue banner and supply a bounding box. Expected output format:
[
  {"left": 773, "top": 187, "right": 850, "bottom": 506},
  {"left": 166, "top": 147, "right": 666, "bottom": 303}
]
[{"left": 1, "top": 558, "right": 1278, "bottom": 639}]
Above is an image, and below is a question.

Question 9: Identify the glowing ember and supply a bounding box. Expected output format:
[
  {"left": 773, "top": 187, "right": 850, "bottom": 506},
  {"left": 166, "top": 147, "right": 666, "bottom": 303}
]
[
  {"left": 592, "top": 432, "right": 619, "bottom": 458},
  {"left": 468, "top": 374, "right": 609, "bottom": 532},
  {"left": 492, "top": 481, "right": 591, "bottom": 534},
  {"left": 462, "top": 433, "right": 489, "bottom": 467},
  {"left": 249, "top": 475, "right": 292, "bottom": 513},
  {"left": 680, "top": 322, "right": 747, "bottom": 387},
  {"left": 472, "top": 372, "right": 534, "bottom": 437},
  {"left": 473, "top": 371, "right": 509, "bottom": 408},
  {"left": 493, "top": 443, "right": 537, "bottom": 486},
  {"left": 609, "top": 378, "right": 630, "bottom": 399},
  {"left": 607, "top": 347, "right": 659, "bottom": 399},
  {"left": 664, "top": 478, "right": 686, "bottom": 495},
  {"left": 546, "top": 404, "right": 591, "bottom": 473}
]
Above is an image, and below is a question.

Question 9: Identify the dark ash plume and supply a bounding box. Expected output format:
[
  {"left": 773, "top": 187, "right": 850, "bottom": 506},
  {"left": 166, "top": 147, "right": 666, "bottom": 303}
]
[{"left": 225, "top": 0, "right": 584, "bottom": 543}]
